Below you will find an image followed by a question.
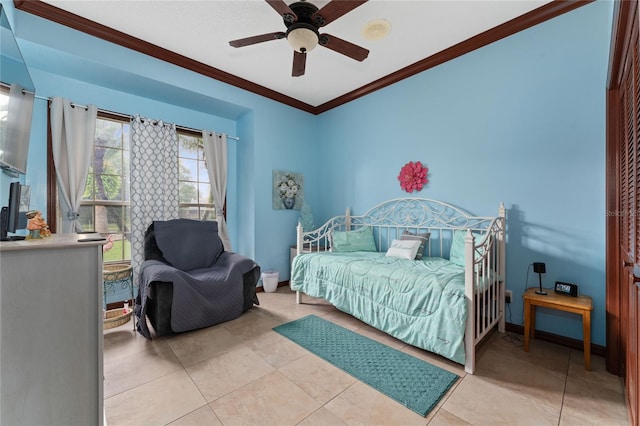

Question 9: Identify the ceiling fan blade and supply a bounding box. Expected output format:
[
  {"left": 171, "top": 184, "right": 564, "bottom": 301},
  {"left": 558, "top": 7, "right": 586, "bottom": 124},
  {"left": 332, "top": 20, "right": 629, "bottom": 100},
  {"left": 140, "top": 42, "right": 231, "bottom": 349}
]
[
  {"left": 265, "top": 0, "right": 298, "bottom": 23},
  {"left": 312, "top": 0, "right": 368, "bottom": 27},
  {"left": 229, "top": 32, "right": 285, "bottom": 48},
  {"left": 292, "top": 50, "right": 306, "bottom": 77},
  {"left": 319, "top": 33, "right": 369, "bottom": 61}
]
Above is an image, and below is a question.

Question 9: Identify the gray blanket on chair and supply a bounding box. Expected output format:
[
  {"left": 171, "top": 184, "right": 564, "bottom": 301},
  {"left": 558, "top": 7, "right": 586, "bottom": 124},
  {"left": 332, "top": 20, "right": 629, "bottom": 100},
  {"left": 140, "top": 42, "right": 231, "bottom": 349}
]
[{"left": 135, "top": 252, "right": 258, "bottom": 339}]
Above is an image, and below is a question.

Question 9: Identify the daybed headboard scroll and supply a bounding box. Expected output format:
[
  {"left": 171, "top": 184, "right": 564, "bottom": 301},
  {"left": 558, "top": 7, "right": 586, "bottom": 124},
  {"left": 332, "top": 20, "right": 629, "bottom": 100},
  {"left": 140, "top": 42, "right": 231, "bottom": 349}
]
[{"left": 297, "top": 198, "right": 504, "bottom": 259}]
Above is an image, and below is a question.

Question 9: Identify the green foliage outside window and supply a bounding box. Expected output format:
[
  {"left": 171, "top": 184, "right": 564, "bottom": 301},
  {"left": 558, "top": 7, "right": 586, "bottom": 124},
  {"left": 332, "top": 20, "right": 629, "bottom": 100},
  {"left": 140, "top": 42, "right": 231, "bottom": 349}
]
[
  {"left": 82, "top": 117, "right": 131, "bottom": 263},
  {"left": 178, "top": 133, "right": 216, "bottom": 221},
  {"left": 79, "top": 119, "right": 218, "bottom": 264}
]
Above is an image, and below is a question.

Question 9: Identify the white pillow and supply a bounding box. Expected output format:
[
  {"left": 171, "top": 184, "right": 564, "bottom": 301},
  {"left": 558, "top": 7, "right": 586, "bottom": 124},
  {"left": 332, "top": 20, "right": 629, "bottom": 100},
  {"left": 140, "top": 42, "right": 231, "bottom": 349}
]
[{"left": 385, "top": 239, "right": 421, "bottom": 260}]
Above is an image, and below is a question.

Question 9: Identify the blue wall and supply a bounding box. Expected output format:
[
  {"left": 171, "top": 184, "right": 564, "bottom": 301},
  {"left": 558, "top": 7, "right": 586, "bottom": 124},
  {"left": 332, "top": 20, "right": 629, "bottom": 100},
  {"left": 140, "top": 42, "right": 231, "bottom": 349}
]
[
  {"left": 316, "top": 1, "right": 612, "bottom": 345},
  {"left": 3, "top": 0, "right": 613, "bottom": 345}
]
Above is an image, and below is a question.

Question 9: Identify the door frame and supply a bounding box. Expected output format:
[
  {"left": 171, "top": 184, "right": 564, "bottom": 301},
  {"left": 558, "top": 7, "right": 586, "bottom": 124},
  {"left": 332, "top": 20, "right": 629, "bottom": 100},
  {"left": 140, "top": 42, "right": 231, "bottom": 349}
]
[{"left": 606, "top": 0, "right": 638, "bottom": 376}]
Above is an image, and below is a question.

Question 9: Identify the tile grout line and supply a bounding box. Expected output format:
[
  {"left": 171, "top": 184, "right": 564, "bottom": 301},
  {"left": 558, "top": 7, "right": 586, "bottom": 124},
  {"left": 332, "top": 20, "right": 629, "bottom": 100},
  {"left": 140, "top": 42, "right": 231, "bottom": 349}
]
[
  {"left": 313, "top": 380, "right": 362, "bottom": 424},
  {"left": 557, "top": 349, "right": 572, "bottom": 426},
  {"left": 271, "top": 325, "right": 361, "bottom": 424},
  {"left": 102, "top": 337, "right": 184, "bottom": 401}
]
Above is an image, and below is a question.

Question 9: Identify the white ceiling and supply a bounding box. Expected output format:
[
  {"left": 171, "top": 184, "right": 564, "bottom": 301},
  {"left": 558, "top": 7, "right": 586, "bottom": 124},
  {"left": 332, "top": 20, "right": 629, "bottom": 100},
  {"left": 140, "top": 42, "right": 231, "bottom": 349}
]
[{"left": 40, "top": 0, "right": 553, "bottom": 107}]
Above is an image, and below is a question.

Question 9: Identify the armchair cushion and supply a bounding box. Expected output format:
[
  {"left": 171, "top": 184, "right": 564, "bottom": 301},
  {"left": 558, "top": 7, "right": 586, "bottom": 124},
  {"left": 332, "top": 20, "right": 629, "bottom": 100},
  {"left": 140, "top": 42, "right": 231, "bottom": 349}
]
[
  {"left": 144, "top": 223, "right": 168, "bottom": 263},
  {"left": 153, "top": 219, "right": 224, "bottom": 271}
]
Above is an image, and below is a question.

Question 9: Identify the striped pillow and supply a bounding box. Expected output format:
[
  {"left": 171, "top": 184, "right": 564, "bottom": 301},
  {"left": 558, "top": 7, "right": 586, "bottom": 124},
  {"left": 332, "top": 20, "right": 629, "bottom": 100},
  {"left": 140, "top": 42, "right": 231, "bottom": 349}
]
[{"left": 400, "top": 230, "right": 430, "bottom": 260}]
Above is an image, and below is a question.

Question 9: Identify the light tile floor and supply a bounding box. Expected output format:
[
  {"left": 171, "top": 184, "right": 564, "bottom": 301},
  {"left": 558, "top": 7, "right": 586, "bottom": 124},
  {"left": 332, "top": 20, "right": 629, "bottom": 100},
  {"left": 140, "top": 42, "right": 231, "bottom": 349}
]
[{"left": 104, "top": 287, "right": 629, "bottom": 426}]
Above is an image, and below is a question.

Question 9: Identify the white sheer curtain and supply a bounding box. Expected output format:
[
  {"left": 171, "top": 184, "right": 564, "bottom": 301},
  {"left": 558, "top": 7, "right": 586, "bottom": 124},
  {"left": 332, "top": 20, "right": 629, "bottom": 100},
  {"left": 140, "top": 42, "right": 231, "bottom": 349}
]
[
  {"left": 130, "top": 115, "right": 179, "bottom": 278},
  {"left": 50, "top": 97, "right": 97, "bottom": 233},
  {"left": 202, "top": 131, "right": 231, "bottom": 250}
]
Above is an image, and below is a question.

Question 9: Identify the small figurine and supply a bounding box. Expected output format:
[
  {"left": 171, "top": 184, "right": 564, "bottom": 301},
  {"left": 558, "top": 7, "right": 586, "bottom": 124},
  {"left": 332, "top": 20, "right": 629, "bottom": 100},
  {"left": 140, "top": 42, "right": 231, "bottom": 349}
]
[
  {"left": 103, "top": 234, "right": 114, "bottom": 252},
  {"left": 26, "top": 210, "right": 51, "bottom": 239}
]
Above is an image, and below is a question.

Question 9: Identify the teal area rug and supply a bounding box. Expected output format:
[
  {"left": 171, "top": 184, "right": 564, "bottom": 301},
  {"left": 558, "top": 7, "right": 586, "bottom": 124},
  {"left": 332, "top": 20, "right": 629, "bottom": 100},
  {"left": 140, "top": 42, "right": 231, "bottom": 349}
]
[{"left": 273, "top": 315, "right": 459, "bottom": 416}]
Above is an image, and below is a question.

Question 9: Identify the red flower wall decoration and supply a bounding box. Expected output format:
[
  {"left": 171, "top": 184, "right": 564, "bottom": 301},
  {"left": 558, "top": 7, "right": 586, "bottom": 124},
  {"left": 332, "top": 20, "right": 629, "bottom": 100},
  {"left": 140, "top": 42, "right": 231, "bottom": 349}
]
[{"left": 398, "top": 161, "right": 428, "bottom": 193}]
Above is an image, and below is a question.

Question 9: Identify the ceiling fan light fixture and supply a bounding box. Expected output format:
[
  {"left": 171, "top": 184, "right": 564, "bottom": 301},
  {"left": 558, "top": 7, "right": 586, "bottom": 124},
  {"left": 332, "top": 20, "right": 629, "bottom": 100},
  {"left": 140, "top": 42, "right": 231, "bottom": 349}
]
[{"left": 286, "top": 23, "right": 319, "bottom": 53}]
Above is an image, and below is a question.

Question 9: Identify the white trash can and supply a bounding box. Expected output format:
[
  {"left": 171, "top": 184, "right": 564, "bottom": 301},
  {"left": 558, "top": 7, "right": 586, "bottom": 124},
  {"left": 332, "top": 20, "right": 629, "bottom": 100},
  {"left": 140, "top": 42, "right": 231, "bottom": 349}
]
[{"left": 261, "top": 270, "right": 279, "bottom": 293}]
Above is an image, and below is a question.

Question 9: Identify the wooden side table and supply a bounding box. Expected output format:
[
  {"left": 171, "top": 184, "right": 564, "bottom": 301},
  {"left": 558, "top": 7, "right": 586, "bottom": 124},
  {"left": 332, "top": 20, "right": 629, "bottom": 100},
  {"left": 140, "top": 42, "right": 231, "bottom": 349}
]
[{"left": 523, "top": 287, "right": 594, "bottom": 370}]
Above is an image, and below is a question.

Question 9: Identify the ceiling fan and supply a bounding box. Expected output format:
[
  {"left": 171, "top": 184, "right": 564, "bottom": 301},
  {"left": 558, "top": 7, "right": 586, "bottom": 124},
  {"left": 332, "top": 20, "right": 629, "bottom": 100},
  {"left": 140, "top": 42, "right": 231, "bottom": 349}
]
[{"left": 229, "top": 0, "right": 369, "bottom": 77}]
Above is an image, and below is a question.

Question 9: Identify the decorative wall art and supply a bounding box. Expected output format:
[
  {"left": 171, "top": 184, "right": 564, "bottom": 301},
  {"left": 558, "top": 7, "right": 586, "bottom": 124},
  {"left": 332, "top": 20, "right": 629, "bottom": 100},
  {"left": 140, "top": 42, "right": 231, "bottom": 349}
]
[
  {"left": 273, "top": 170, "right": 304, "bottom": 210},
  {"left": 398, "top": 161, "right": 428, "bottom": 193}
]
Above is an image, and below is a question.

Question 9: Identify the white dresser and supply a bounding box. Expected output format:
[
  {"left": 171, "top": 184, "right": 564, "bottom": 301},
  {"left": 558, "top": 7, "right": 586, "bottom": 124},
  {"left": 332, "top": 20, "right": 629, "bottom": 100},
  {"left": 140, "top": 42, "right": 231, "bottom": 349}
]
[{"left": 0, "top": 234, "right": 104, "bottom": 425}]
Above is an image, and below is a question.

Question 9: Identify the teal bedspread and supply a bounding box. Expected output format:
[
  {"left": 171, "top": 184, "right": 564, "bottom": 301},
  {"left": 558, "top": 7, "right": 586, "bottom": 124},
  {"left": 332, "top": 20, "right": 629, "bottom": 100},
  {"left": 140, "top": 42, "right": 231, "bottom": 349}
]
[{"left": 290, "top": 252, "right": 468, "bottom": 364}]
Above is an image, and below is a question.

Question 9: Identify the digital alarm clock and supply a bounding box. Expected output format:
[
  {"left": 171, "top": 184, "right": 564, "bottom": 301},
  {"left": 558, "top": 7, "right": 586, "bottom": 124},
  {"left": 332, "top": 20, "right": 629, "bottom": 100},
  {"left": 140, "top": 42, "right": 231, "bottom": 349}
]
[{"left": 554, "top": 281, "right": 578, "bottom": 297}]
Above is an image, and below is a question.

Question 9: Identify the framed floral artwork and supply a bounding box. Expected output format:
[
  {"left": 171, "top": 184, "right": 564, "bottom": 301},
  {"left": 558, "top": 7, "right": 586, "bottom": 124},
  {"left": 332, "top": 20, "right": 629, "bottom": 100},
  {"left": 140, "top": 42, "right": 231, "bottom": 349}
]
[{"left": 273, "top": 170, "right": 304, "bottom": 210}]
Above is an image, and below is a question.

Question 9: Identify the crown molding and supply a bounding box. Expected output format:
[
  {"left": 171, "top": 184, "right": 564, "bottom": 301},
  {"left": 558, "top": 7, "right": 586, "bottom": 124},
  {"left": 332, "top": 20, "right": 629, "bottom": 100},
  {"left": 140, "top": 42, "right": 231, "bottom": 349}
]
[
  {"left": 316, "top": 0, "right": 594, "bottom": 113},
  {"left": 16, "top": 0, "right": 593, "bottom": 115},
  {"left": 13, "top": 0, "right": 316, "bottom": 114}
]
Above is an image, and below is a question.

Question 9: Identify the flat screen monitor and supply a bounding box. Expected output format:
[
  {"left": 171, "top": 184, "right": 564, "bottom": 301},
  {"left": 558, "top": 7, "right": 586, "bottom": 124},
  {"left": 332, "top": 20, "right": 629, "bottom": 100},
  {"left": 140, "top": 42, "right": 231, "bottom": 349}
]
[
  {"left": 1, "top": 181, "right": 28, "bottom": 241},
  {"left": 1, "top": 3, "right": 36, "bottom": 177}
]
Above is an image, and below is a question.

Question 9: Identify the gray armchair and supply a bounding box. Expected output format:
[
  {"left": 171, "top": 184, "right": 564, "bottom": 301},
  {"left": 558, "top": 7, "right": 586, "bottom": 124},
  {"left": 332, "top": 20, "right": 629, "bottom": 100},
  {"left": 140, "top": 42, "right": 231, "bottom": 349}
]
[{"left": 135, "top": 219, "right": 260, "bottom": 338}]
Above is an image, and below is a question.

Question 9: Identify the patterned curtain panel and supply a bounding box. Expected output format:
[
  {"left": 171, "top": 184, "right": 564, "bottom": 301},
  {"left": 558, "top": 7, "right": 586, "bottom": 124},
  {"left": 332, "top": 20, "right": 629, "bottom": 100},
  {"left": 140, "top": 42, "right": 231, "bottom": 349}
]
[
  {"left": 202, "top": 131, "right": 232, "bottom": 251},
  {"left": 130, "top": 115, "right": 179, "bottom": 279}
]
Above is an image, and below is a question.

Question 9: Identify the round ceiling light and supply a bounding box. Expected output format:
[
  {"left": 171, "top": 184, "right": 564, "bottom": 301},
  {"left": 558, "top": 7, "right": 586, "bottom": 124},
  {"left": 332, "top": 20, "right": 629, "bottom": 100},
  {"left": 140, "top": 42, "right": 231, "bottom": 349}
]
[
  {"left": 286, "top": 23, "right": 320, "bottom": 53},
  {"left": 362, "top": 19, "right": 391, "bottom": 41}
]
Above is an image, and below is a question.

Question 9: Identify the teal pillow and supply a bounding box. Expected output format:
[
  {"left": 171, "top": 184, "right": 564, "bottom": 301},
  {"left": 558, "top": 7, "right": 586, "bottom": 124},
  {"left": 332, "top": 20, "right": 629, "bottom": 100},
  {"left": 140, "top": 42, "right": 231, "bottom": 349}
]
[
  {"left": 331, "top": 227, "right": 377, "bottom": 252},
  {"left": 449, "top": 230, "right": 466, "bottom": 266},
  {"left": 449, "top": 230, "right": 484, "bottom": 267}
]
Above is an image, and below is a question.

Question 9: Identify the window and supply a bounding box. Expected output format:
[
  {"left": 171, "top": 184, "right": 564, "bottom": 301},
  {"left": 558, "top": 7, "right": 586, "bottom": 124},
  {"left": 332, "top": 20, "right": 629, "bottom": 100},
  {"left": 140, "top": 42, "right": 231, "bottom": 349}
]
[
  {"left": 80, "top": 115, "right": 131, "bottom": 263},
  {"left": 53, "top": 113, "right": 219, "bottom": 264},
  {"left": 178, "top": 132, "right": 216, "bottom": 220}
]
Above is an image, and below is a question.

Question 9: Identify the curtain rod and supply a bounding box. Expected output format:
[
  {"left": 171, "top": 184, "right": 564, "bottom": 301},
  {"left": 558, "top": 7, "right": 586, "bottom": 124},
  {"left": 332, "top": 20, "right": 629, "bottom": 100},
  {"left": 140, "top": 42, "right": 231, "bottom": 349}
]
[
  {"left": 0, "top": 81, "right": 35, "bottom": 95},
  {"left": 181, "top": 125, "right": 239, "bottom": 141},
  {"left": 33, "top": 94, "right": 240, "bottom": 141}
]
